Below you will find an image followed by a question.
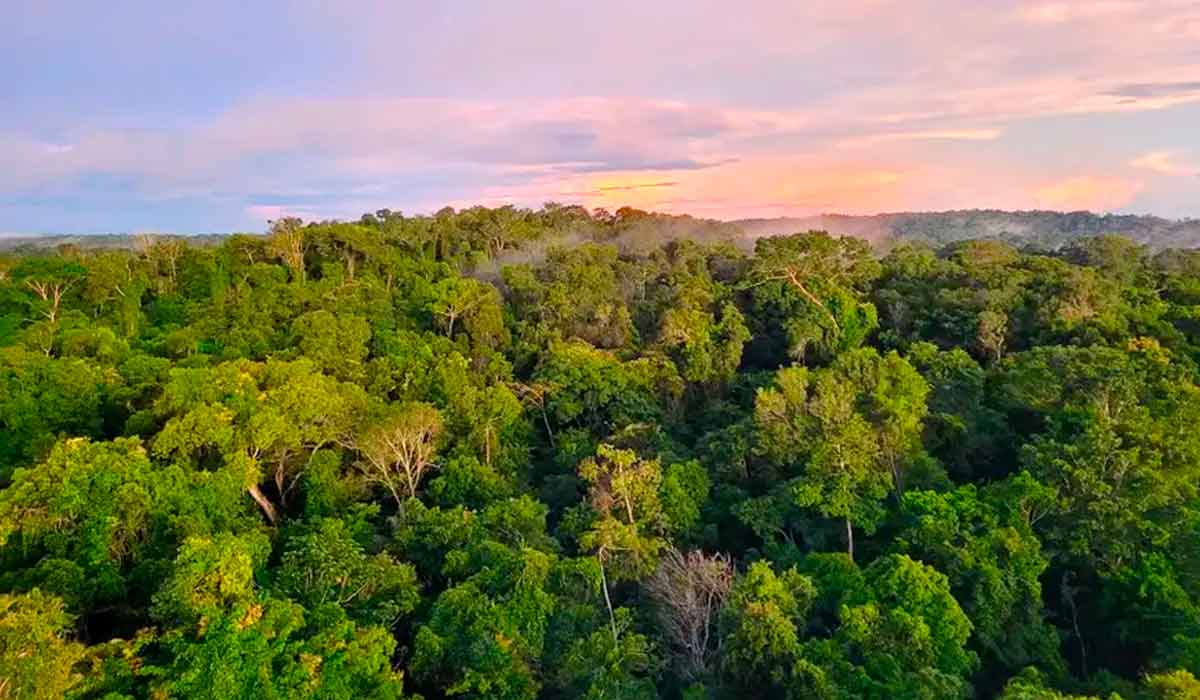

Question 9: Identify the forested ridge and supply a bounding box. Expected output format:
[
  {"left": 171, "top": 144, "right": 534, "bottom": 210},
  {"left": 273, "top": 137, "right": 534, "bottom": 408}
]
[
  {"left": 3, "top": 203, "right": 1200, "bottom": 699},
  {"left": 9, "top": 208, "right": 1200, "bottom": 255},
  {"left": 737, "top": 210, "right": 1200, "bottom": 249}
]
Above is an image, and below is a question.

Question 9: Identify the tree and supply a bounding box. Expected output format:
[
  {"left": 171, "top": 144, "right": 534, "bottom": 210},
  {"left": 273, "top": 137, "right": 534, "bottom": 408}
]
[
  {"left": 534, "top": 340, "right": 661, "bottom": 435},
  {"left": 503, "top": 244, "right": 638, "bottom": 351},
  {"left": 833, "top": 348, "right": 931, "bottom": 498},
  {"left": 809, "top": 554, "right": 978, "bottom": 699},
  {"left": 0, "top": 437, "right": 245, "bottom": 615},
  {"left": 153, "top": 359, "right": 365, "bottom": 525},
  {"left": 148, "top": 532, "right": 411, "bottom": 699},
  {"left": 750, "top": 232, "right": 879, "bottom": 335},
  {"left": 437, "top": 367, "right": 527, "bottom": 471},
  {"left": 354, "top": 402, "right": 443, "bottom": 505},
  {"left": 0, "top": 348, "right": 108, "bottom": 476},
  {"left": 1001, "top": 345, "right": 1200, "bottom": 574},
  {"left": 79, "top": 250, "right": 147, "bottom": 337},
  {"left": 556, "top": 608, "right": 660, "bottom": 700},
  {"left": 578, "top": 445, "right": 668, "bottom": 641},
  {"left": 308, "top": 222, "right": 386, "bottom": 282},
  {"left": 893, "top": 481, "right": 1063, "bottom": 683},
  {"left": 10, "top": 256, "right": 86, "bottom": 325},
  {"left": 428, "top": 276, "right": 499, "bottom": 340},
  {"left": 1060, "top": 235, "right": 1148, "bottom": 287},
  {"left": 266, "top": 217, "right": 308, "bottom": 282},
  {"left": 755, "top": 366, "right": 872, "bottom": 556},
  {"left": 1144, "top": 670, "right": 1200, "bottom": 700},
  {"left": 754, "top": 351, "right": 930, "bottom": 558},
  {"left": 995, "top": 668, "right": 1102, "bottom": 700},
  {"left": 275, "top": 517, "right": 420, "bottom": 627},
  {"left": 292, "top": 310, "right": 371, "bottom": 382},
  {"left": 510, "top": 380, "right": 559, "bottom": 447},
  {"left": 411, "top": 546, "right": 558, "bottom": 700},
  {"left": 906, "top": 342, "right": 1009, "bottom": 481},
  {"left": 718, "top": 561, "right": 815, "bottom": 696},
  {"left": 747, "top": 232, "right": 880, "bottom": 360},
  {"left": 655, "top": 269, "right": 750, "bottom": 388},
  {"left": 974, "top": 309, "right": 1009, "bottom": 363},
  {"left": 0, "top": 590, "right": 85, "bottom": 699},
  {"left": 644, "top": 548, "right": 734, "bottom": 680}
]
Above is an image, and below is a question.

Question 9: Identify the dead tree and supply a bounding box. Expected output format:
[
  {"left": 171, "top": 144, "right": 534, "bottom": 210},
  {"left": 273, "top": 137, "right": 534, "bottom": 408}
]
[{"left": 644, "top": 548, "right": 735, "bottom": 680}]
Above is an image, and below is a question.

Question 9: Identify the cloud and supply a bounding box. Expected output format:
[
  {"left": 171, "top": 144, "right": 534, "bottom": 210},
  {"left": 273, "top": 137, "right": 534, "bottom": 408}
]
[
  {"left": 3, "top": 75, "right": 1191, "bottom": 200},
  {"left": 0, "top": 97, "right": 779, "bottom": 194},
  {"left": 1105, "top": 81, "right": 1200, "bottom": 99},
  {"left": 1131, "top": 150, "right": 1200, "bottom": 176},
  {"left": 596, "top": 181, "right": 679, "bottom": 192},
  {"left": 838, "top": 129, "right": 1004, "bottom": 149},
  {"left": 1021, "top": 2, "right": 1140, "bottom": 24},
  {"left": 4, "top": 0, "right": 1200, "bottom": 230},
  {"left": 1035, "top": 176, "right": 1144, "bottom": 211},
  {"left": 459, "top": 156, "right": 921, "bottom": 220}
]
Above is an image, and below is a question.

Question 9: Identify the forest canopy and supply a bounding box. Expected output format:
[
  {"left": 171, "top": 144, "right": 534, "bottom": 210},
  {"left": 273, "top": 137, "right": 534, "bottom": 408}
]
[{"left": 2, "top": 203, "right": 1200, "bottom": 699}]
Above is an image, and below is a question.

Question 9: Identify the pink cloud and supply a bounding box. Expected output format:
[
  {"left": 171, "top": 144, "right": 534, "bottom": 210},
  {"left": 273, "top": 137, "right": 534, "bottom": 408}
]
[
  {"left": 1131, "top": 150, "right": 1200, "bottom": 177},
  {"left": 837, "top": 129, "right": 1004, "bottom": 149},
  {"left": 1021, "top": 2, "right": 1141, "bottom": 24},
  {"left": 4, "top": 1, "right": 1199, "bottom": 224}
]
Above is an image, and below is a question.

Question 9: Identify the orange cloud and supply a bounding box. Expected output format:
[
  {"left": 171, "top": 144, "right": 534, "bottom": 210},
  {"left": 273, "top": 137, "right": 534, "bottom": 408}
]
[
  {"left": 467, "top": 153, "right": 1174, "bottom": 221},
  {"left": 461, "top": 156, "right": 920, "bottom": 220},
  {"left": 1034, "top": 176, "right": 1143, "bottom": 211}
]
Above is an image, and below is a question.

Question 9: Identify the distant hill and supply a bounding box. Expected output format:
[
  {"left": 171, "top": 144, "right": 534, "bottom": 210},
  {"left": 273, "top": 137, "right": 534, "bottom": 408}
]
[
  {"left": 6, "top": 209, "right": 1200, "bottom": 254},
  {"left": 734, "top": 210, "right": 1200, "bottom": 250},
  {"left": 0, "top": 233, "right": 231, "bottom": 253}
]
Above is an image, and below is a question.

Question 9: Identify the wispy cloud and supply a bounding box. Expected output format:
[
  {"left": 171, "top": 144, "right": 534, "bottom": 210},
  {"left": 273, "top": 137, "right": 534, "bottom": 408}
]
[
  {"left": 1131, "top": 150, "right": 1200, "bottom": 176},
  {"left": 1106, "top": 81, "right": 1200, "bottom": 99},
  {"left": 837, "top": 129, "right": 1004, "bottom": 149},
  {"left": 1020, "top": 2, "right": 1141, "bottom": 24},
  {"left": 596, "top": 181, "right": 679, "bottom": 192}
]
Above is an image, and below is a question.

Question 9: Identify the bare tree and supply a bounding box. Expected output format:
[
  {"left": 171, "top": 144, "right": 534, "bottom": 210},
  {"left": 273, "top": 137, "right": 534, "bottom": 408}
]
[
  {"left": 24, "top": 277, "right": 75, "bottom": 323},
  {"left": 974, "top": 309, "right": 1008, "bottom": 364},
  {"left": 644, "top": 548, "right": 735, "bottom": 679},
  {"left": 134, "top": 233, "right": 185, "bottom": 292},
  {"left": 355, "top": 403, "right": 443, "bottom": 505},
  {"left": 133, "top": 231, "right": 157, "bottom": 256},
  {"left": 154, "top": 240, "right": 185, "bottom": 290},
  {"left": 267, "top": 218, "right": 308, "bottom": 283}
]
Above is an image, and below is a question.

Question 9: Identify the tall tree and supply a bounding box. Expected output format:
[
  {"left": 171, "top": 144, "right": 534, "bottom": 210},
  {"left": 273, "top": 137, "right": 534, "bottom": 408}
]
[{"left": 353, "top": 402, "right": 444, "bottom": 506}]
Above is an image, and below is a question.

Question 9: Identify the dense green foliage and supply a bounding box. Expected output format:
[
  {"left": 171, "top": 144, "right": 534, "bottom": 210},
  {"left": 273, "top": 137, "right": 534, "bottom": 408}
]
[{"left": 2, "top": 204, "right": 1200, "bottom": 699}]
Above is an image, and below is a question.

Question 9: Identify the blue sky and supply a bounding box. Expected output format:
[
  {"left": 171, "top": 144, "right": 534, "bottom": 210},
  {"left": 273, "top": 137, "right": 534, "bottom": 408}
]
[{"left": 3, "top": 1, "right": 1199, "bottom": 234}]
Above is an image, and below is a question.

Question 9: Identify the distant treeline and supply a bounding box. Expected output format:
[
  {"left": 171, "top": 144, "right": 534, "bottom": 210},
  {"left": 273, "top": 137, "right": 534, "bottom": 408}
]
[
  {"left": 7, "top": 204, "right": 1200, "bottom": 254},
  {"left": 738, "top": 208, "right": 1200, "bottom": 249}
]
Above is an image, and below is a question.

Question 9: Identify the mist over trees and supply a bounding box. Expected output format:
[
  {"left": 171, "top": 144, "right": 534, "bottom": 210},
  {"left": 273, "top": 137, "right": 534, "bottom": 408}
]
[
  {"left": 737, "top": 210, "right": 1200, "bottom": 250},
  {"left": 2, "top": 203, "right": 1200, "bottom": 699}
]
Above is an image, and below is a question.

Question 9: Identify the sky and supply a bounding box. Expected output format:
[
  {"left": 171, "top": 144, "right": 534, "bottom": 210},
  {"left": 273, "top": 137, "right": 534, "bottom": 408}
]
[{"left": 2, "top": 1, "right": 1200, "bottom": 234}]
